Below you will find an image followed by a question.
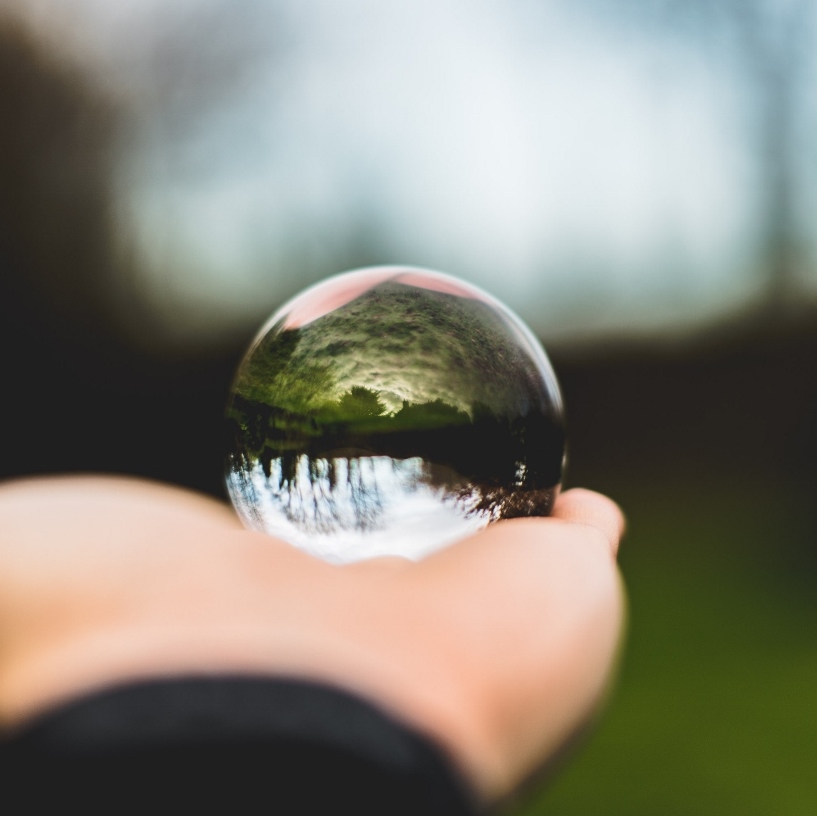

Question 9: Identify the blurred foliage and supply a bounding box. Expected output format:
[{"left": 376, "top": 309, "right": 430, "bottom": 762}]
[
  {"left": 501, "top": 323, "right": 817, "bottom": 815},
  {"left": 505, "top": 476, "right": 817, "bottom": 816}
]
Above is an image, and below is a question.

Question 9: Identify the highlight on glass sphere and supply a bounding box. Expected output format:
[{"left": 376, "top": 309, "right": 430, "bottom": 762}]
[{"left": 225, "top": 266, "right": 565, "bottom": 563}]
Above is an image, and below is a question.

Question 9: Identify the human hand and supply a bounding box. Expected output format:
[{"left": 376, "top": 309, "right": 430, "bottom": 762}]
[{"left": 0, "top": 475, "right": 624, "bottom": 804}]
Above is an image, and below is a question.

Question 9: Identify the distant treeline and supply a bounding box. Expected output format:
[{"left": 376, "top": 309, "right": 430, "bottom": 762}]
[{"left": 227, "top": 386, "right": 564, "bottom": 497}]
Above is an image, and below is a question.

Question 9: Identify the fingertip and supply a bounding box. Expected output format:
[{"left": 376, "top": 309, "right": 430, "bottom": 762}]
[{"left": 551, "top": 488, "right": 625, "bottom": 557}]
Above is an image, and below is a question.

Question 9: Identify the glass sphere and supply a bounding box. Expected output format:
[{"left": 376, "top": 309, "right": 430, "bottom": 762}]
[{"left": 225, "top": 266, "right": 565, "bottom": 563}]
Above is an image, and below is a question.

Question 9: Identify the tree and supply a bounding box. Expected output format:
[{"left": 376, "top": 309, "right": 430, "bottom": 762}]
[{"left": 334, "top": 387, "right": 387, "bottom": 421}]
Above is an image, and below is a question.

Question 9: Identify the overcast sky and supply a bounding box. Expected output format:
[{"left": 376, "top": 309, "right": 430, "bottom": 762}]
[{"left": 4, "top": 0, "right": 814, "bottom": 347}]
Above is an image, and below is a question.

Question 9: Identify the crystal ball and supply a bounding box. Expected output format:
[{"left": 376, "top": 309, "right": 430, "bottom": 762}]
[{"left": 225, "top": 266, "right": 565, "bottom": 563}]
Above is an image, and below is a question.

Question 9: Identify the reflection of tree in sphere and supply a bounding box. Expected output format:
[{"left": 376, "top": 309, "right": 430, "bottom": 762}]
[{"left": 226, "top": 267, "right": 565, "bottom": 563}]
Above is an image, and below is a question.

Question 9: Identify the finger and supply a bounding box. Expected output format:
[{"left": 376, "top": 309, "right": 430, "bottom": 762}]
[{"left": 551, "top": 488, "right": 625, "bottom": 557}]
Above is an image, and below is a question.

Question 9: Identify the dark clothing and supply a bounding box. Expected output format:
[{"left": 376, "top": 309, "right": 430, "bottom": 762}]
[{"left": 0, "top": 676, "right": 479, "bottom": 815}]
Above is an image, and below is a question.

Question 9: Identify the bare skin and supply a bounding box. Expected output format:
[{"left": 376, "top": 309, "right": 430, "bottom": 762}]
[{"left": 0, "top": 475, "right": 624, "bottom": 804}]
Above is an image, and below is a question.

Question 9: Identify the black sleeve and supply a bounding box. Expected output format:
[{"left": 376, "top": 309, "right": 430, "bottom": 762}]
[{"left": 0, "top": 676, "right": 480, "bottom": 816}]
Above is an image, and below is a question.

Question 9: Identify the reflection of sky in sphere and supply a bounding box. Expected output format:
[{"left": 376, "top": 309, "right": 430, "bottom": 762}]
[
  {"left": 255, "top": 268, "right": 558, "bottom": 417},
  {"left": 246, "top": 267, "right": 559, "bottom": 416}
]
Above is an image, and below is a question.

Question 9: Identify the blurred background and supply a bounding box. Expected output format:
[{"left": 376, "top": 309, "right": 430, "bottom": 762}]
[{"left": 1, "top": 0, "right": 816, "bottom": 813}]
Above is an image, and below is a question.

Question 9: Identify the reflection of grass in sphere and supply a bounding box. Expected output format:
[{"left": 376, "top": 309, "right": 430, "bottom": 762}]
[{"left": 225, "top": 269, "right": 565, "bottom": 561}]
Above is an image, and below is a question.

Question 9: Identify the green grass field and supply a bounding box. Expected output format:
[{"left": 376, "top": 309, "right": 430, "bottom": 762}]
[{"left": 506, "top": 475, "right": 817, "bottom": 816}]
